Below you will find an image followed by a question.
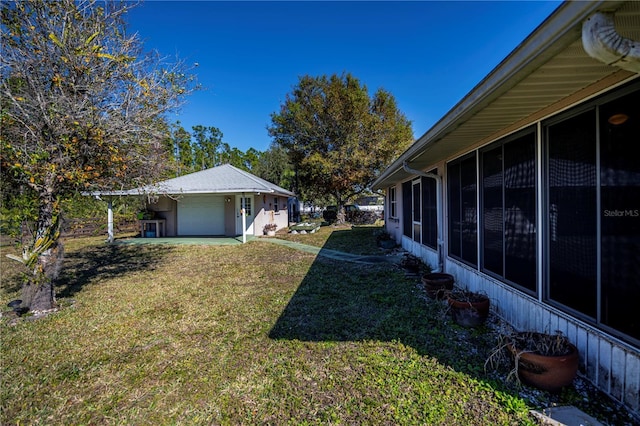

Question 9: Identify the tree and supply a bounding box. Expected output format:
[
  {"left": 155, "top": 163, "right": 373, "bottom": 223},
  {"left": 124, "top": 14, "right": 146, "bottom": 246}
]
[
  {"left": 171, "top": 122, "right": 194, "bottom": 176},
  {"left": 268, "top": 73, "right": 413, "bottom": 221},
  {"left": 192, "top": 125, "right": 223, "bottom": 170},
  {"left": 252, "top": 143, "right": 294, "bottom": 192},
  {"left": 0, "top": 0, "right": 196, "bottom": 310}
]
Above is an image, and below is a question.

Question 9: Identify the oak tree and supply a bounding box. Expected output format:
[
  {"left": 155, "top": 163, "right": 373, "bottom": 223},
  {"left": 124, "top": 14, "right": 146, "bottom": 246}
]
[{"left": 268, "top": 73, "right": 413, "bottom": 221}]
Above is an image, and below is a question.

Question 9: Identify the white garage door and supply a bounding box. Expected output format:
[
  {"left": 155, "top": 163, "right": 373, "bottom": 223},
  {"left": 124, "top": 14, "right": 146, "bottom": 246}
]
[{"left": 177, "top": 195, "right": 225, "bottom": 235}]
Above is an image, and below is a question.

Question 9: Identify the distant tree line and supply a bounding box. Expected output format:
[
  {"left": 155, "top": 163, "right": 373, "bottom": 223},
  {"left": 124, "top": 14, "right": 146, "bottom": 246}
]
[{"left": 163, "top": 123, "right": 295, "bottom": 192}]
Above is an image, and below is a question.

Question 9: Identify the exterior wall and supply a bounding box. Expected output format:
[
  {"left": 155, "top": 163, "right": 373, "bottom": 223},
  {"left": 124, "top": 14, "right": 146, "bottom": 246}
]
[
  {"left": 148, "top": 196, "right": 177, "bottom": 236},
  {"left": 146, "top": 193, "right": 290, "bottom": 237},
  {"left": 385, "top": 184, "right": 403, "bottom": 243},
  {"left": 254, "top": 193, "right": 289, "bottom": 235},
  {"left": 402, "top": 235, "right": 438, "bottom": 272}
]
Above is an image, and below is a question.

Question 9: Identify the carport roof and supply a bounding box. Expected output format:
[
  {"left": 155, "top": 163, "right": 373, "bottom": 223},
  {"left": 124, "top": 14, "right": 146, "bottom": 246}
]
[{"left": 91, "top": 164, "right": 294, "bottom": 197}]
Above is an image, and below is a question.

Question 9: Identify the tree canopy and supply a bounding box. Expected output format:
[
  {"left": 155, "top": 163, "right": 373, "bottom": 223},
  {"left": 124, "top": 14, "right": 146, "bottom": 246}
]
[
  {"left": 164, "top": 123, "right": 262, "bottom": 177},
  {"left": 0, "top": 0, "right": 196, "bottom": 309},
  {"left": 268, "top": 73, "right": 413, "bottom": 212}
]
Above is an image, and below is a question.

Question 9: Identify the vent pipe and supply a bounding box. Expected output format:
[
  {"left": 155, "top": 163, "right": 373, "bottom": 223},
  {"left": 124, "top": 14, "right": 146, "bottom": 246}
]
[{"left": 582, "top": 11, "right": 640, "bottom": 73}]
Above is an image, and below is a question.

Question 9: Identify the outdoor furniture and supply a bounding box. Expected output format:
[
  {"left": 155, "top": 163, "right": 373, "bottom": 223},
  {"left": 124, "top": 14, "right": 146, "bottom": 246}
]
[{"left": 139, "top": 219, "right": 165, "bottom": 238}]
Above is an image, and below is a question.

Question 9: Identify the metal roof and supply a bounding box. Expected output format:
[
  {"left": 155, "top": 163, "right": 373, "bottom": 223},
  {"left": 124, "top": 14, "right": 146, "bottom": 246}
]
[
  {"left": 93, "top": 164, "right": 294, "bottom": 197},
  {"left": 373, "top": 0, "right": 640, "bottom": 189}
]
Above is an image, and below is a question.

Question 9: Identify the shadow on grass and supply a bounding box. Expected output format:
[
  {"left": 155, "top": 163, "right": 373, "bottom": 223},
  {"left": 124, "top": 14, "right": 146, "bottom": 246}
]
[
  {"left": 267, "top": 227, "right": 640, "bottom": 425},
  {"left": 268, "top": 227, "right": 493, "bottom": 373},
  {"left": 56, "top": 242, "right": 169, "bottom": 299}
]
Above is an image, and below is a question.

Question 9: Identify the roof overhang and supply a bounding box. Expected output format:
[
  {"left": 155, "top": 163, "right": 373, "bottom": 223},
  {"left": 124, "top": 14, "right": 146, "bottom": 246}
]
[
  {"left": 373, "top": 0, "right": 639, "bottom": 190},
  {"left": 89, "top": 187, "right": 293, "bottom": 197}
]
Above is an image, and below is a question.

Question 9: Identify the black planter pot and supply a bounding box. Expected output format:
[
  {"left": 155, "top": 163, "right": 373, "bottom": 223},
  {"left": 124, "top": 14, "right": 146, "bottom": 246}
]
[{"left": 421, "top": 273, "right": 454, "bottom": 299}]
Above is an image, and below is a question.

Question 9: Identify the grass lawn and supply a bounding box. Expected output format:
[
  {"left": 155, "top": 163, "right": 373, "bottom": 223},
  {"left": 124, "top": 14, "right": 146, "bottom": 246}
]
[
  {"left": 274, "top": 224, "right": 383, "bottom": 255},
  {"left": 0, "top": 226, "right": 633, "bottom": 424}
]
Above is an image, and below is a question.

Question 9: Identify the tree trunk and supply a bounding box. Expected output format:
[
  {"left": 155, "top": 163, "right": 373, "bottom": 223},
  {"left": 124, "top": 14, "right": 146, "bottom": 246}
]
[
  {"left": 21, "top": 273, "right": 56, "bottom": 311},
  {"left": 20, "top": 192, "right": 64, "bottom": 311},
  {"left": 336, "top": 205, "right": 346, "bottom": 224}
]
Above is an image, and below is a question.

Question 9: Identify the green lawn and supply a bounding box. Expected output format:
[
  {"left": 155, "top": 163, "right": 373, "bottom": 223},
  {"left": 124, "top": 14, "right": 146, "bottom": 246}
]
[{"left": 0, "top": 227, "right": 631, "bottom": 424}]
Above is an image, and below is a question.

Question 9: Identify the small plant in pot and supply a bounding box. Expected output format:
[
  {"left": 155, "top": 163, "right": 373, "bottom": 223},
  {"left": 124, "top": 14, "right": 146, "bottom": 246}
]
[
  {"left": 485, "top": 330, "right": 579, "bottom": 392},
  {"left": 446, "top": 288, "right": 490, "bottom": 328},
  {"left": 263, "top": 223, "right": 277, "bottom": 236}
]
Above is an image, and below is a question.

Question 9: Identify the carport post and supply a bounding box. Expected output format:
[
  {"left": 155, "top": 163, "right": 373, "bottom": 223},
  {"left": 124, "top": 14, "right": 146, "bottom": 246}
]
[
  {"left": 241, "top": 193, "right": 246, "bottom": 243},
  {"left": 107, "top": 197, "right": 114, "bottom": 243}
]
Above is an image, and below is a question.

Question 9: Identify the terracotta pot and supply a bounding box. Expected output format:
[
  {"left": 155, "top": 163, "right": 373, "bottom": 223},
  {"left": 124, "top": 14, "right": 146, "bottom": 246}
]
[
  {"left": 508, "top": 342, "right": 579, "bottom": 391},
  {"left": 421, "top": 273, "right": 454, "bottom": 299},
  {"left": 447, "top": 295, "right": 490, "bottom": 327},
  {"left": 401, "top": 257, "right": 421, "bottom": 273}
]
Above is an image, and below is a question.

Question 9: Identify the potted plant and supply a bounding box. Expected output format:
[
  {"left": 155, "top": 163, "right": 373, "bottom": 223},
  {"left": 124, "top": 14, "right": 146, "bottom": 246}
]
[
  {"left": 375, "top": 229, "right": 396, "bottom": 249},
  {"left": 421, "top": 272, "right": 454, "bottom": 299},
  {"left": 263, "top": 223, "right": 277, "bottom": 236},
  {"left": 486, "top": 330, "right": 579, "bottom": 392},
  {"left": 400, "top": 254, "right": 422, "bottom": 274},
  {"left": 446, "top": 288, "right": 490, "bottom": 327}
]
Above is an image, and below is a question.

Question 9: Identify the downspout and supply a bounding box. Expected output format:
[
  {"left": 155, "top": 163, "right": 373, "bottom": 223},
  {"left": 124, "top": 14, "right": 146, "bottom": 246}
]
[
  {"left": 582, "top": 11, "right": 640, "bottom": 73},
  {"left": 403, "top": 161, "right": 444, "bottom": 273}
]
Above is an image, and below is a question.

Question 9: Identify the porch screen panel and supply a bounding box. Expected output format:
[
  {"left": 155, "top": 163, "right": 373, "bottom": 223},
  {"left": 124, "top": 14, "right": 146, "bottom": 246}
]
[
  {"left": 448, "top": 154, "right": 477, "bottom": 266},
  {"left": 402, "top": 181, "right": 412, "bottom": 238},
  {"left": 482, "top": 147, "right": 503, "bottom": 275},
  {"left": 421, "top": 174, "right": 437, "bottom": 249},
  {"left": 547, "top": 109, "right": 597, "bottom": 318},
  {"left": 460, "top": 156, "right": 478, "bottom": 265},
  {"left": 503, "top": 134, "right": 536, "bottom": 291},
  {"left": 413, "top": 180, "right": 421, "bottom": 243},
  {"left": 600, "top": 89, "right": 640, "bottom": 341},
  {"left": 448, "top": 162, "right": 462, "bottom": 257}
]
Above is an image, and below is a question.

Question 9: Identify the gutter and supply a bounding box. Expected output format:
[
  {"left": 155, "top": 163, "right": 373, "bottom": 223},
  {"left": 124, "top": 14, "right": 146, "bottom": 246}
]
[
  {"left": 582, "top": 11, "right": 640, "bottom": 73},
  {"left": 403, "top": 161, "right": 444, "bottom": 273}
]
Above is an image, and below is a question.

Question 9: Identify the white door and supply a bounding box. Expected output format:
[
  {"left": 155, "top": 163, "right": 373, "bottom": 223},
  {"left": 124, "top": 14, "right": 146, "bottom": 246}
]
[
  {"left": 235, "top": 196, "right": 255, "bottom": 236},
  {"left": 177, "top": 195, "right": 225, "bottom": 235}
]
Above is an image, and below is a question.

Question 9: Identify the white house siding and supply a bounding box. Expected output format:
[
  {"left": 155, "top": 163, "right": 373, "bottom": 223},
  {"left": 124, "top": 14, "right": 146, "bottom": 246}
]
[
  {"left": 402, "top": 236, "right": 438, "bottom": 272},
  {"left": 177, "top": 194, "right": 225, "bottom": 236}
]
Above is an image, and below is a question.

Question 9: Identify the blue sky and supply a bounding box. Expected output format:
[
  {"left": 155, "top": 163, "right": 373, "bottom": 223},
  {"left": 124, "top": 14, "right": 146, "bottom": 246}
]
[{"left": 127, "top": 1, "right": 562, "bottom": 153}]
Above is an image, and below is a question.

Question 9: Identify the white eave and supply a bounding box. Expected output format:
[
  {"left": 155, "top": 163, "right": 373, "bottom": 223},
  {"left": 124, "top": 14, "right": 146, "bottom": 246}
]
[{"left": 373, "top": 0, "right": 640, "bottom": 190}]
